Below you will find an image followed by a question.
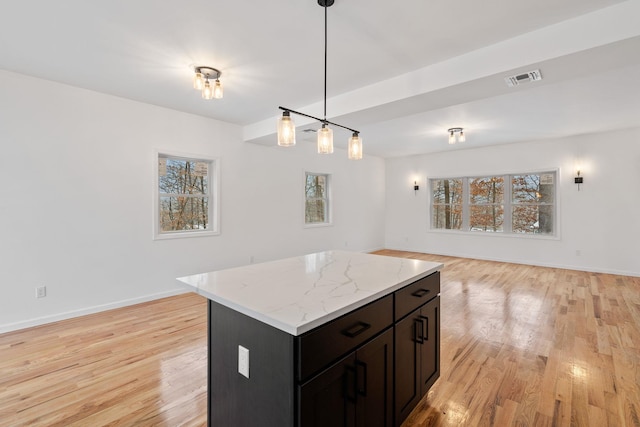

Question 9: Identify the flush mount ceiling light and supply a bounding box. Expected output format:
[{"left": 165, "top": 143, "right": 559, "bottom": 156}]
[
  {"left": 277, "top": 0, "right": 362, "bottom": 160},
  {"left": 193, "top": 66, "right": 223, "bottom": 100},
  {"left": 448, "top": 127, "right": 465, "bottom": 144}
]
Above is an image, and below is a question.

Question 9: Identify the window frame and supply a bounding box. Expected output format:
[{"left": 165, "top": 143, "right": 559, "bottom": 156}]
[
  {"left": 468, "top": 176, "right": 505, "bottom": 233},
  {"left": 431, "top": 178, "right": 463, "bottom": 231},
  {"left": 428, "top": 169, "right": 558, "bottom": 238},
  {"left": 153, "top": 150, "right": 220, "bottom": 240},
  {"left": 304, "top": 171, "right": 332, "bottom": 227}
]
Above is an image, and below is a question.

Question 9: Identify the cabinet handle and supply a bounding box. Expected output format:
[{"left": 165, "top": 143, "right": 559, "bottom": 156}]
[
  {"left": 344, "top": 365, "right": 357, "bottom": 403},
  {"left": 411, "top": 288, "right": 431, "bottom": 298},
  {"left": 420, "top": 315, "right": 429, "bottom": 341},
  {"left": 355, "top": 360, "right": 367, "bottom": 397},
  {"left": 414, "top": 318, "right": 424, "bottom": 344},
  {"left": 341, "top": 321, "right": 371, "bottom": 338}
]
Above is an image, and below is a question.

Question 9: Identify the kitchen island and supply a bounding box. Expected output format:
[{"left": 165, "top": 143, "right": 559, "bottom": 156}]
[{"left": 178, "top": 250, "right": 443, "bottom": 427}]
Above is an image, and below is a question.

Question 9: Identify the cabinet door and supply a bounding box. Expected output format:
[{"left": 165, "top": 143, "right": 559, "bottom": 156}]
[
  {"left": 299, "top": 353, "right": 357, "bottom": 427},
  {"left": 355, "top": 328, "right": 393, "bottom": 427},
  {"left": 419, "top": 296, "right": 440, "bottom": 394},
  {"left": 394, "top": 308, "right": 423, "bottom": 426}
]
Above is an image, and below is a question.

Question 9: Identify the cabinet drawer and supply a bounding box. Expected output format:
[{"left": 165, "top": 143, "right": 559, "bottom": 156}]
[
  {"left": 394, "top": 271, "right": 439, "bottom": 321},
  {"left": 297, "top": 295, "right": 393, "bottom": 382}
]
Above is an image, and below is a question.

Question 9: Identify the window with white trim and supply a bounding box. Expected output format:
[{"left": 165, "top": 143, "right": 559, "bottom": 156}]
[
  {"left": 430, "top": 171, "right": 556, "bottom": 235},
  {"left": 305, "top": 172, "right": 331, "bottom": 225},
  {"left": 431, "top": 178, "right": 462, "bottom": 230},
  {"left": 154, "top": 152, "right": 219, "bottom": 239}
]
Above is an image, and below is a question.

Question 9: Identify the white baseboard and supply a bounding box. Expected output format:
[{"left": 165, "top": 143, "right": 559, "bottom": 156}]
[
  {"left": 0, "top": 288, "right": 189, "bottom": 335},
  {"left": 383, "top": 246, "right": 640, "bottom": 278}
]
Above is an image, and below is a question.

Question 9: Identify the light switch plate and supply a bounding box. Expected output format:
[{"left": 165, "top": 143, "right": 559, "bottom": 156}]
[{"left": 238, "top": 345, "right": 249, "bottom": 378}]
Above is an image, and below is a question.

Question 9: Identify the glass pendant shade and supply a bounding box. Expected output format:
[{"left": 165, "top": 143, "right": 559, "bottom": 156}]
[
  {"left": 213, "top": 79, "right": 223, "bottom": 99},
  {"left": 458, "top": 131, "right": 465, "bottom": 143},
  {"left": 448, "top": 131, "right": 456, "bottom": 144},
  {"left": 193, "top": 72, "right": 204, "bottom": 90},
  {"left": 202, "top": 80, "right": 214, "bottom": 100},
  {"left": 348, "top": 133, "right": 363, "bottom": 160},
  {"left": 277, "top": 112, "right": 296, "bottom": 147},
  {"left": 317, "top": 125, "right": 334, "bottom": 154}
]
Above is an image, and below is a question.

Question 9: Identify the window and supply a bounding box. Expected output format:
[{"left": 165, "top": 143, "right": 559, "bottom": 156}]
[
  {"left": 305, "top": 172, "right": 331, "bottom": 225},
  {"left": 154, "top": 152, "right": 219, "bottom": 239},
  {"left": 469, "top": 176, "right": 504, "bottom": 232},
  {"left": 430, "top": 171, "right": 556, "bottom": 236},
  {"left": 431, "top": 178, "right": 462, "bottom": 230},
  {"left": 511, "top": 173, "right": 555, "bottom": 234}
]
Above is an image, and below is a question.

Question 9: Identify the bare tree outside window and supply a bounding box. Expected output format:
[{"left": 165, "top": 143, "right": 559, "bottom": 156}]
[
  {"left": 431, "top": 179, "right": 462, "bottom": 229},
  {"left": 305, "top": 173, "right": 329, "bottom": 224},
  {"left": 469, "top": 177, "right": 504, "bottom": 232},
  {"left": 158, "top": 156, "right": 212, "bottom": 233},
  {"left": 430, "top": 172, "right": 555, "bottom": 235},
  {"left": 512, "top": 174, "right": 554, "bottom": 234}
]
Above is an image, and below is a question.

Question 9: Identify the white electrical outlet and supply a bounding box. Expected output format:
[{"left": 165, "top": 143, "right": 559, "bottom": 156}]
[
  {"left": 238, "top": 345, "right": 250, "bottom": 378},
  {"left": 36, "top": 286, "right": 47, "bottom": 298}
]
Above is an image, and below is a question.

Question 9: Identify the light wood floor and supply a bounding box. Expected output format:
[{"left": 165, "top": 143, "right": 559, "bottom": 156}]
[{"left": 1, "top": 251, "right": 639, "bottom": 426}]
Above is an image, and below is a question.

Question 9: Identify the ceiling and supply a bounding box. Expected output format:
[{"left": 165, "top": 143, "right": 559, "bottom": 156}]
[{"left": 2, "top": 0, "right": 639, "bottom": 158}]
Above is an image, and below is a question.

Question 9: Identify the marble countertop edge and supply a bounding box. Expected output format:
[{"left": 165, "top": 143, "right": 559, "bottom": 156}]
[{"left": 177, "top": 251, "right": 443, "bottom": 336}]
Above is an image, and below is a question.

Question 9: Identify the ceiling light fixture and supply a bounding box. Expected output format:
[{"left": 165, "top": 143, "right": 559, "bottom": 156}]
[
  {"left": 193, "top": 66, "right": 223, "bottom": 100},
  {"left": 277, "top": 0, "right": 362, "bottom": 159},
  {"left": 448, "top": 127, "right": 465, "bottom": 144}
]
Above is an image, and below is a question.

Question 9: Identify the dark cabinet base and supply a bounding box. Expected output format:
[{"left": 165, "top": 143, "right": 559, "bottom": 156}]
[
  {"left": 208, "top": 301, "right": 295, "bottom": 427},
  {"left": 394, "top": 296, "right": 440, "bottom": 427},
  {"left": 205, "top": 272, "right": 440, "bottom": 427},
  {"left": 299, "top": 327, "right": 394, "bottom": 427}
]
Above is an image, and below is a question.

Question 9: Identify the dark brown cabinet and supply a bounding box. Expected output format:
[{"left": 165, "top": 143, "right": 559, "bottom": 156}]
[
  {"left": 205, "top": 271, "right": 440, "bottom": 427},
  {"left": 299, "top": 328, "right": 393, "bottom": 427},
  {"left": 394, "top": 296, "right": 440, "bottom": 426}
]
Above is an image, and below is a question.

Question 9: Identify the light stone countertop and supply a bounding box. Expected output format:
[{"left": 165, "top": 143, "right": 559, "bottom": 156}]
[{"left": 177, "top": 250, "right": 442, "bottom": 336}]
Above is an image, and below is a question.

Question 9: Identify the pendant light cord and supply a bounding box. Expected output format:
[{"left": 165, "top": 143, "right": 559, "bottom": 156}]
[
  {"left": 278, "top": 0, "right": 360, "bottom": 136},
  {"left": 323, "top": 3, "right": 328, "bottom": 123}
]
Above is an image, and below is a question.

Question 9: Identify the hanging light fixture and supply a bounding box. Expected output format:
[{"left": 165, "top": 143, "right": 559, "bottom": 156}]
[
  {"left": 277, "top": 0, "right": 362, "bottom": 159},
  {"left": 317, "top": 124, "right": 334, "bottom": 154},
  {"left": 348, "top": 132, "right": 362, "bottom": 160},
  {"left": 277, "top": 110, "right": 296, "bottom": 146},
  {"left": 193, "top": 66, "right": 223, "bottom": 100},
  {"left": 448, "top": 127, "right": 465, "bottom": 144}
]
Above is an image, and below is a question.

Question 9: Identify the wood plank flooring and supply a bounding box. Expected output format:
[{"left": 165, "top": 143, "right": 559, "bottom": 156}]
[
  {"left": 0, "top": 293, "right": 208, "bottom": 427},
  {"left": 1, "top": 250, "right": 639, "bottom": 426}
]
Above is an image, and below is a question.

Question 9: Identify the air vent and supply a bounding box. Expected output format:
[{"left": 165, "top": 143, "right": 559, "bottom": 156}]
[
  {"left": 504, "top": 69, "right": 542, "bottom": 87},
  {"left": 302, "top": 128, "right": 317, "bottom": 133}
]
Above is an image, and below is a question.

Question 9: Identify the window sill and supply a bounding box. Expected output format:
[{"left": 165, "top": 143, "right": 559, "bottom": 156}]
[
  {"left": 304, "top": 222, "right": 333, "bottom": 229},
  {"left": 427, "top": 228, "right": 560, "bottom": 241},
  {"left": 153, "top": 229, "right": 220, "bottom": 240}
]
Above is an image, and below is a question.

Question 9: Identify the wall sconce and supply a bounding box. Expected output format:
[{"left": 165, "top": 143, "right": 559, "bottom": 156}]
[
  {"left": 414, "top": 181, "right": 420, "bottom": 195},
  {"left": 574, "top": 170, "right": 583, "bottom": 190}
]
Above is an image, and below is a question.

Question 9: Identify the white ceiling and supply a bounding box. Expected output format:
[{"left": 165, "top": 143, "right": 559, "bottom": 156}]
[{"left": 2, "top": 0, "right": 639, "bottom": 157}]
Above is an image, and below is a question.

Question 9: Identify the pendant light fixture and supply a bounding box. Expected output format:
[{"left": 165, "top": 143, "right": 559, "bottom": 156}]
[
  {"left": 277, "top": 0, "right": 362, "bottom": 159},
  {"left": 193, "top": 66, "right": 223, "bottom": 100},
  {"left": 277, "top": 110, "right": 296, "bottom": 146},
  {"left": 348, "top": 132, "right": 362, "bottom": 160}
]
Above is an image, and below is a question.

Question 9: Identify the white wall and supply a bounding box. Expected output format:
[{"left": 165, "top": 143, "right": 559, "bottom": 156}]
[
  {"left": 385, "top": 128, "right": 640, "bottom": 276},
  {"left": 0, "top": 70, "right": 386, "bottom": 332}
]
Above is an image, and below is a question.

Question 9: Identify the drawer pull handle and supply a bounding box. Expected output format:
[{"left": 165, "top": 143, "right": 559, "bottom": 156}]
[
  {"left": 411, "top": 288, "right": 431, "bottom": 298},
  {"left": 342, "top": 321, "right": 371, "bottom": 338}
]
